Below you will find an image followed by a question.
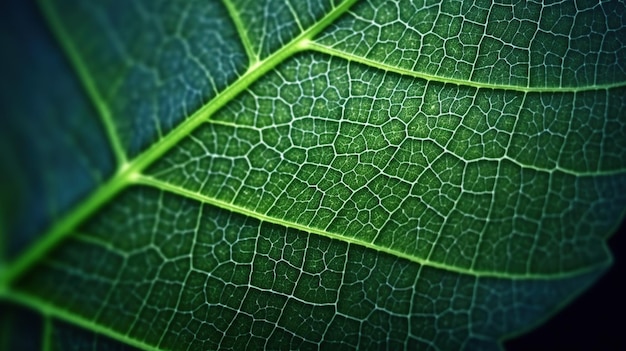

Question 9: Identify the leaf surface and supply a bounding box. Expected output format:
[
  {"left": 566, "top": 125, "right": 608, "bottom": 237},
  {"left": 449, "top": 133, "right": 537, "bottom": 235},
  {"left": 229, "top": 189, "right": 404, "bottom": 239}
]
[{"left": 1, "top": 0, "right": 625, "bottom": 350}]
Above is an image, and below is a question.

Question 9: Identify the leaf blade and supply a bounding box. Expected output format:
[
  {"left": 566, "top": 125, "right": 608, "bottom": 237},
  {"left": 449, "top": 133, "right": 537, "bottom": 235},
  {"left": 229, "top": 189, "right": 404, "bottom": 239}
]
[
  {"left": 13, "top": 187, "right": 608, "bottom": 350},
  {"left": 1, "top": 0, "right": 625, "bottom": 350}
]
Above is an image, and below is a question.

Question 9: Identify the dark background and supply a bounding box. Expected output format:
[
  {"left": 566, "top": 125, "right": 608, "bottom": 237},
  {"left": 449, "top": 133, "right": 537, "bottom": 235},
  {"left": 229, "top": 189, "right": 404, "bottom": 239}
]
[{"left": 506, "top": 217, "right": 626, "bottom": 350}]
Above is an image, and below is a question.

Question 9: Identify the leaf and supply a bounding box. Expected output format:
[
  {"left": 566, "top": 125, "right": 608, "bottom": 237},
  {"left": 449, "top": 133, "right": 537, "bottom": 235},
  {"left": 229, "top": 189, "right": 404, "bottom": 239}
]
[{"left": 1, "top": 0, "right": 625, "bottom": 350}]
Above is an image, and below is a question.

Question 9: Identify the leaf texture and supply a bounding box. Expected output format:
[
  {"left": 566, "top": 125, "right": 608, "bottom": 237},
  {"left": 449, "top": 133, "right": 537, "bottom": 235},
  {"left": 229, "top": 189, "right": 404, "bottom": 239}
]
[{"left": 1, "top": 0, "right": 625, "bottom": 350}]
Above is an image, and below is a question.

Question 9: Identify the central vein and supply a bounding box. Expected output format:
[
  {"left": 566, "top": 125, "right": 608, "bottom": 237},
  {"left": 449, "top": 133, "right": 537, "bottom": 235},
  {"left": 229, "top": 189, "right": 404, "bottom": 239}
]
[{"left": 0, "top": 0, "right": 359, "bottom": 290}]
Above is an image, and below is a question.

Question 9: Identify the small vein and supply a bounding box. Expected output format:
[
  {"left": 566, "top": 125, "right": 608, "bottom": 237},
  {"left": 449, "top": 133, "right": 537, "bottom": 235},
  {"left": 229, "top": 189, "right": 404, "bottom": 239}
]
[
  {"left": 202, "top": 121, "right": 626, "bottom": 177},
  {"left": 285, "top": 1, "right": 305, "bottom": 32},
  {"left": 38, "top": 0, "right": 128, "bottom": 167},
  {"left": 221, "top": 0, "right": 261, "bottom": 66}
]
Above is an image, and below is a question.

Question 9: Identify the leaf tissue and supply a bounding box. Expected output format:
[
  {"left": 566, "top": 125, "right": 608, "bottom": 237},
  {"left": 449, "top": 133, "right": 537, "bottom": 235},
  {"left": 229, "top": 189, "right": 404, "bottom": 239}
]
[{"left": 1, "top": 0, "right": 625, "bottom": 350}]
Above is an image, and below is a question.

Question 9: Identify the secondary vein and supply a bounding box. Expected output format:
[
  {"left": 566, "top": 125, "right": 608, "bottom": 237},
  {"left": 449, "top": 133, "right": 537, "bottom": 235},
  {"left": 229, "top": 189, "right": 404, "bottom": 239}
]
[
  {"left": 306, "top": 41, "right": 626, "bottom": 93},
  {"left": 222, "top": 0, "right": 260, "bottom": 66},
  {"left": 134, "top": 175, "right": 613, "bottom": 281}
]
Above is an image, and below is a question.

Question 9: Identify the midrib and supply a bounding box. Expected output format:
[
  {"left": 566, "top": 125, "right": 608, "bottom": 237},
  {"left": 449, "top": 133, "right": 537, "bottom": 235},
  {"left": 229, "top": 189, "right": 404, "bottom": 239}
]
[{"left": 0, "top": 0, "right": 359, "bottom": 290}]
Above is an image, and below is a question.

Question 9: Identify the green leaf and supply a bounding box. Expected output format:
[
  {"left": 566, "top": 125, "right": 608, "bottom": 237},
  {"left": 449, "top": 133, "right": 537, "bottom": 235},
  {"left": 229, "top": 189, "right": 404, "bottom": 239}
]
[{"left": 1, "top": 0, "right": 625, "bottom": 350}]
